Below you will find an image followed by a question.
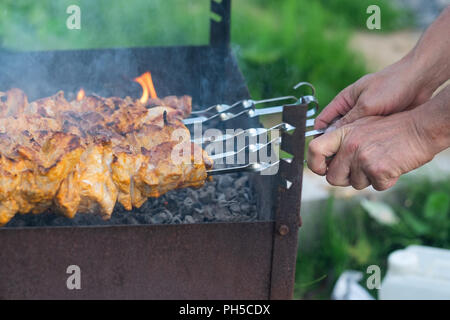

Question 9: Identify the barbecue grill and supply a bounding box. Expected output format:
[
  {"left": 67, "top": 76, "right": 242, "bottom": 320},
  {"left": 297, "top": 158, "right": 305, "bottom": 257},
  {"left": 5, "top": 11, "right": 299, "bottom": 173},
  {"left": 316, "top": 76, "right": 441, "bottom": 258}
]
[{"left": 0, "top": 0, "right": 317, "bottom": 299}]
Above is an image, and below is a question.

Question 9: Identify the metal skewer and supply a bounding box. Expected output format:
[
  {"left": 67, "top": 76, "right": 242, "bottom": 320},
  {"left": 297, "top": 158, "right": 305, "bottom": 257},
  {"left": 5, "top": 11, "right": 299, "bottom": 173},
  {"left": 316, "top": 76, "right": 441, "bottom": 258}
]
[
  {"left": 183, "top": 95, "right": 317, "bottom": 126},
  {"left": 207, "top": 161, "right": 279, "bottom": 176},
  {"left": 197, "top": 81, "right": 322, "bottom": 176},
  {"left": 208, "top": 136, "right": 281, "bottom": 161}
]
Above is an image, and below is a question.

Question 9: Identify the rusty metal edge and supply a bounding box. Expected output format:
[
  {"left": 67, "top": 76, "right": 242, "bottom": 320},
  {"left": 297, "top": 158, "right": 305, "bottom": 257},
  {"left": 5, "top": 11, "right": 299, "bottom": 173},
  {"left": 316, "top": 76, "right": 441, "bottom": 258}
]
[
  {"left": 269, "top": 102, "right": 307, "bottom": 299},
  {"left": 0, "top": 220, "right": 276, "bottom": 299}
]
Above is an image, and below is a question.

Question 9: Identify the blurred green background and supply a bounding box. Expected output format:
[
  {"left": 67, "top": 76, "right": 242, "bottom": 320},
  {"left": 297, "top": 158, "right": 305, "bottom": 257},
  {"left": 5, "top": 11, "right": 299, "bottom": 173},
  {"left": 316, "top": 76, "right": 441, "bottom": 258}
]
[
  {"left": 1, "top": 0, "right": 448, "bottom": 300},
  {"left": 0, "top": 0, "right": 410, "bottom": 105}
]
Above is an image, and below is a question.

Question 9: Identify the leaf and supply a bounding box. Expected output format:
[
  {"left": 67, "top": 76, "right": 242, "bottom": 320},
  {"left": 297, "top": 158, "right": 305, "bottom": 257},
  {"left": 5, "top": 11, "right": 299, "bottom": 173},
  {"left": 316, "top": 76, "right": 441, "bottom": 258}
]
[
  {"left": 347, "top": 237, "right": 372, "bottom": 265},
  {"left": 400, "top": 209, "right": 430, "bottom": 236},
  {"left": 424, "top": 192, "right": 450, "bottom": 220},
  {"left": 361, "top": 199, "right": 399, "bottom": 226}
]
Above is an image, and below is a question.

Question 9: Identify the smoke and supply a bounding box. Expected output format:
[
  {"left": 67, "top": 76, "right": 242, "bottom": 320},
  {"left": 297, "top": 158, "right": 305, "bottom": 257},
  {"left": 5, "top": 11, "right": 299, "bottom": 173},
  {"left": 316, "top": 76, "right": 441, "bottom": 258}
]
[{"left": 0, "top": 1, "right": 211, "bottom": 100}]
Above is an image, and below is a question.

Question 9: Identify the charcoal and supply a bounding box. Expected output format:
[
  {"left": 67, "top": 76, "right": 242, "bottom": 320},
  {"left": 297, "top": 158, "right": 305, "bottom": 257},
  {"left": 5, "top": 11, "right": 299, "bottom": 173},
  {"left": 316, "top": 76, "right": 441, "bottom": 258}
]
[
  {"left": 240, "top": 203, "right": 251, "bottom": 214},
  {"left": 128, "top": 216, "right": 141, "bottom": 224},
  {"left": 229, "top": 203, "right": 241, "bottom": 214},
  {"left": 4, "top": 173, "right": 259, "bottom": 227},
  {"left": 141, "top": 214, "right": 154, "bottom": 224},
  {"left": 194, "top": 207, "right": 204, "bottom": 214},
  {"left": 171, "top": 215, "right": 182, "bottom": 224},
  {"left": 192, "top": 211, "right": 204, "bottom": 222},
  {"left": 225, "top": 189, "right": 238, "bottom": 201},
  {"left": 52, "top": 217, "right": 69, "bottom": 226},
  {"left": 187, "top": 189, "right": 199, "bottom": 202},
  {"left": 233, "top": 176, "right": 248, "bottom": 189},
  {"left": 218, "top": 175, "right": 233, "bottom": 190},
  {"left": 198, "top": 185, "right": 215, "bottom": 203},
  {"left": 203, "top": 206, "right": 215, "bottom": 221},
  {"left": 217, "top": 200, "right": 228, "bottom": 209},
  {"left": 215, "top": 207, "right": 231, "bottom": 221},
  {"left": 183, "top": 197, "right": 194, "bottom": 208},
  {"left": 184, "top": 215, "right": 195, "bottom": 224},
  {"left": 151, "top": 211, "right": 169, "bottom": 224}
]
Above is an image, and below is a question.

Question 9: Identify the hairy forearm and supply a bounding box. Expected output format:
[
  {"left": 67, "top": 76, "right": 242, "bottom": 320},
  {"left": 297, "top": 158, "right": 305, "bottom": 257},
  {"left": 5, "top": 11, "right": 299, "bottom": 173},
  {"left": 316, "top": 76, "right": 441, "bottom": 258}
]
[
  {"left": 406, "top": 6, "right": 450, "bottom": 94},
  {"left": 413, "top": 85, "right": 450, "bottom": 156}
]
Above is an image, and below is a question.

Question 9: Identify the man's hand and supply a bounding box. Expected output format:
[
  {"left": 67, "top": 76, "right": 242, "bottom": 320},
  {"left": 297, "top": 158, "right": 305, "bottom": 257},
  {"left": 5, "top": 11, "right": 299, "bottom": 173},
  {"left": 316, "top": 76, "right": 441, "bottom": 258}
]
[
  {"left": 314, "top": 58, "right": 432, "bottom": 130},
  {"left": 308, "top": 86, "right": 450, "bottom": 191},
  {"left": 315, "top": 6, "right": 450, "bottom": 130},
  {"left": 308, "top": 112, "right": 433, "bottom": 191}
]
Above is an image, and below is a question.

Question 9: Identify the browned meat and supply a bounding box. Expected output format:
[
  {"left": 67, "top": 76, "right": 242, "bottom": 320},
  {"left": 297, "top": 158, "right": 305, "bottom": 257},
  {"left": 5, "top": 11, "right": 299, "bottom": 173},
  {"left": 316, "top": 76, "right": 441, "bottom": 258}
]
[{"left": 0, "top": 88, "right": 213, "bottom": 226}]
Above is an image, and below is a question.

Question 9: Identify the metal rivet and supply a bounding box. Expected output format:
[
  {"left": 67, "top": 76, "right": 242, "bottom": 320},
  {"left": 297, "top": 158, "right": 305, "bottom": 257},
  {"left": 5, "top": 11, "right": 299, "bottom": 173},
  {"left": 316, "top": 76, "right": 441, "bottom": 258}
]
[{"left": 278, "top": 225, "right": 289, "bottom": 236}]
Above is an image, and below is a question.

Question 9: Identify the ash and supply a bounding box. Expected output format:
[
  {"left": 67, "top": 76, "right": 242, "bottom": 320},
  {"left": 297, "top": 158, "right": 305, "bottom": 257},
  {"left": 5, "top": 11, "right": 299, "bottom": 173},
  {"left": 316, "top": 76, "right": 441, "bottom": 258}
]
[{"left": 5, "top": 174, "right": 257, "bottom": 228}]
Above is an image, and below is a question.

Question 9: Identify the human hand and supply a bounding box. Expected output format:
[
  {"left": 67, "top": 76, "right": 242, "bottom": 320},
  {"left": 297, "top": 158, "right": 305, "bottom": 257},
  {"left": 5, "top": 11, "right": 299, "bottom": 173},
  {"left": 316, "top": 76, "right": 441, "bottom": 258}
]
[
  {"left": 315, "top": 6, "right": 450, "bottom": 131},
  {"left": 314, "top": 57, "right": 433, "bottom": 130},
  {"left": 308, "top": 111, "right": 434, "bottom": 191}
]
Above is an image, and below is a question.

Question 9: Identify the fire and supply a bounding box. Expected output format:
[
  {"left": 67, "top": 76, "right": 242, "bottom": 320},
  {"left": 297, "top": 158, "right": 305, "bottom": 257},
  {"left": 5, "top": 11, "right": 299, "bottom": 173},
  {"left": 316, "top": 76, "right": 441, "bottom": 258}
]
[
  {"left": 134, "top": 71, "right": 157, "bottom": 104},
  {"left": 76, "top": 88, "right": 85, "bottom": 101}
]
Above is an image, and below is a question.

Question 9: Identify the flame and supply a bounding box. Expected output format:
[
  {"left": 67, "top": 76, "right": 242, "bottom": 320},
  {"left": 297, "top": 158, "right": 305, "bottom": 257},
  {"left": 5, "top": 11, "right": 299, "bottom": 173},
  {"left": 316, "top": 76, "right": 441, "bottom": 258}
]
[
  {"left": 76, "top": 88, "right": 85, "bottom": 101},
  {"left": 134, "top": 71, "right": 157, "bottom": 104}
]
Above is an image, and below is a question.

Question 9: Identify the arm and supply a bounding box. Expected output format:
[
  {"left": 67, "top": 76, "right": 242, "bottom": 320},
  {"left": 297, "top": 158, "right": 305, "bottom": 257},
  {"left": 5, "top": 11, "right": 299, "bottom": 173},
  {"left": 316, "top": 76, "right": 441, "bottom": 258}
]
[
  {"left": 308, "top": 85, "right": 450, "bottom": 191},
  {"left": 315, "top": 6, "right": 450, "bottom": 130}
]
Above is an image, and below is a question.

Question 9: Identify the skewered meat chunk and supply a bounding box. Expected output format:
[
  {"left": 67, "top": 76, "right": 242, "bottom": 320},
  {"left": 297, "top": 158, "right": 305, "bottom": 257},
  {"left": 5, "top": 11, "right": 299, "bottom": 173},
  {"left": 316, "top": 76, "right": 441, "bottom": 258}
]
[
  {"left": 0, "top": 88, "right": 213, "bottom": 226},
  {"left": 135, "top": 141, "right": 213, "bottom": 198}
]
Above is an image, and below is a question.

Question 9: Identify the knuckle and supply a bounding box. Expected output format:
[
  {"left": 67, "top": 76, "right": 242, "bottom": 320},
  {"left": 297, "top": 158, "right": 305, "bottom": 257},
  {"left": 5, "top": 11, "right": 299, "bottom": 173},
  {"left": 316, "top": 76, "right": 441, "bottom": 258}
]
[
  {"left": 366, "top": 163, "right": 396, "bottom": 187},
  {"left": 352, "top": 181, "right": 367, "bottom": 190},
  {"left": 357, "top": 150, "right": 370, "bottom": 164},
  {"left": 326, "top": 173, "right": 338, "bottom": 186},
  {"left": 307, "top": 159, "right": 325, "bottom": 176},
  {"left": 308, "top": 139, "right": 321, "bottom": 156},
  {"left": 366, "top": 166, "right": 379, "bottom": 179},
  {"left": 358, "top": 100, "right": 371, "bottom": 114},
  {"left": 372, "top": 180, "right": 391, "bottom": 191},
  {"left": 326, "top": 171, "right": 349, "bottom": 187},
  {"left": 345, "top": 139, "right": 359, "bottom": 154},
  {"left": 373, "top": 178, "right": 398, "bottom": 191},
  {"left": 308, "top": 139, "right": 317, "bottom": 152}
]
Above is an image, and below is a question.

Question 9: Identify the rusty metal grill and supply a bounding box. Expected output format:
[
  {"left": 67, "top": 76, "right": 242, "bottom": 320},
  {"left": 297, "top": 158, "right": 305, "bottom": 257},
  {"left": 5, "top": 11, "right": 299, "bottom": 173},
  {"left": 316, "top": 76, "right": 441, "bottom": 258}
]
[{"left": 0, "top": 0, "right": 307, "bottom": 299}]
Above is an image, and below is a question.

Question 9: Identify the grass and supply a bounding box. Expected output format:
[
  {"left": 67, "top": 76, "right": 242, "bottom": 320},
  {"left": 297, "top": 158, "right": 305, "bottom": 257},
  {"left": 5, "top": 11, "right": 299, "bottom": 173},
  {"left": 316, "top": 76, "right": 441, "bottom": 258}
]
[{"left": 294, "top": 176, "right": 450, "bottom": 299}]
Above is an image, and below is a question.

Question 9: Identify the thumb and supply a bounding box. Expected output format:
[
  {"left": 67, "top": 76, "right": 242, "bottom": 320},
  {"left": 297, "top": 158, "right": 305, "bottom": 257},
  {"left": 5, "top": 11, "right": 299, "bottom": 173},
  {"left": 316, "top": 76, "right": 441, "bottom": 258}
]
[{"left": 307, "top": 127, "right": 346, "bottom": 176}]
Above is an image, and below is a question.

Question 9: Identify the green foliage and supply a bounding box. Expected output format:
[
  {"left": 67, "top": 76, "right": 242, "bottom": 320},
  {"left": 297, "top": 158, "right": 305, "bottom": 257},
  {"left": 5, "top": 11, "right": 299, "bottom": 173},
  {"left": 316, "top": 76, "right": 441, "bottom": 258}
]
[
  {"left": 391, "top": 178, "right": 450, "bottom": 246},
  {"left": 0, "top": 0, "right": 210, "bottom": 50},
  {"left": 295, "top": 177, "right": 450, "bottom": 300},
  {"left": 232, "top": 0, "right": 368, "bottom": 107}
]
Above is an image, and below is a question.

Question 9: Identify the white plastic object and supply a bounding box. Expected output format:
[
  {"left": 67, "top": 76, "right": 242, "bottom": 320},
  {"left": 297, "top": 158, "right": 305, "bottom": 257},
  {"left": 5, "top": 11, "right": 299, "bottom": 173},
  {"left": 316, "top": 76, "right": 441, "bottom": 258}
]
[
  {"left": 331, "top": 271, "right": 374, "bottom": 300},
  {"left": 380, "top": 245, "right": 450, "bottom": 300}
]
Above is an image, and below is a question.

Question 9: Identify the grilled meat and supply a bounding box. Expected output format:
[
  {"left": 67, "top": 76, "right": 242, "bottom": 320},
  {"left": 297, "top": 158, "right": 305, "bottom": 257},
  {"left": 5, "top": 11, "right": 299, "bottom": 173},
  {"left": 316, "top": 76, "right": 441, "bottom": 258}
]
[{"left": 0, "top": 89, "right": 212, "bottom": 226}]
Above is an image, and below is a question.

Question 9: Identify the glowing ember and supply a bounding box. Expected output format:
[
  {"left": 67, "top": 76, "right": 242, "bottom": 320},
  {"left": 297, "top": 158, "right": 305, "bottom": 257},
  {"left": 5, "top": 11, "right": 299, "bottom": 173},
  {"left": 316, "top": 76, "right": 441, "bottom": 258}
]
[
  {"left": 134, "top": 71, "right": 157, "bottom": 104},
  {"left": 76, "top": 88, "right": 85, "bottom": 101}
]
